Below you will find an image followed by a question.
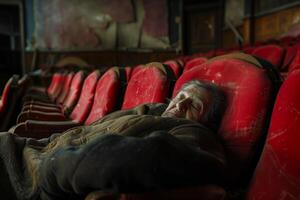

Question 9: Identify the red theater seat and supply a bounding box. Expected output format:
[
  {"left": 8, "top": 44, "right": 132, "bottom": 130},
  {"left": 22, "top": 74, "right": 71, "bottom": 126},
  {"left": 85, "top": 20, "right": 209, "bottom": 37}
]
[
  {"left": 119, "top": 55, "right": 275, "bottom": 200},
  {"left": 183, "top": 57, "right": 207, "bottom": 73},
  {"left": 67, "top": 70, "right": 100, "bottom": 124},
  {"left": 173, "top": 56, "right": 274, "bottom": 184},
  {"left": 14, "top": 68, "right": 124, "bottom": 138},
  {"left": 122, "top": 63, "right": 171, "bottom": 110},
  {"left": 0, "top": 76, "right": 18, "bottom": 116},
  {"left": 0, "top": 75, "right": 19, "bottom": 131},
  {"left": 17, "top": 70, "right": 100, "bottom": 124},
  {"left": 131, "top": 64, "right": 144, "bottom": 78},
  {"left": 246, "top": 69, "right": 300, "bottom": 200},
  {"left": 24, "top": 73, "right": 66, "bottom": 103},
  {"left": 85, "top": 67, "right": 123, "bottom": 125},
  {"left": 251, "top": 45, "right": 285, "bottom": 69},
  {"left": 18, "top": 71, "right": 86, "bottom": 122},
  {"left": 22, "top": 72, "right": 75, "bottom": 112}
]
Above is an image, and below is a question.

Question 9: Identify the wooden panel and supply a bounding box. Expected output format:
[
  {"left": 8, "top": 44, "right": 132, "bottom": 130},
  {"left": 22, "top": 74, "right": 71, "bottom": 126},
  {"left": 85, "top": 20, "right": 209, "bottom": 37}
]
[
  {"left": 25, "top": 50, "right": 178, "bottom": 71},
  {"left": 254, "top": 5, "right": 300, "bottom": 42},
  {"left": 222, "top": 25, "right": 243, "bottom": 48}
]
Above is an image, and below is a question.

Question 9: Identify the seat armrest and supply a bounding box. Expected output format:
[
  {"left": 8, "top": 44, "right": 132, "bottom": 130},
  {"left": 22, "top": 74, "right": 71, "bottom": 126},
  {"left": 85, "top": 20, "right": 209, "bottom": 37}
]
[
  {"left": 13, "top": 120, "right": 79, "bottom": 138},
  {"left": 17, "top": 110, "right": 66, "bottom": 123},
  {"left": 22, "top": 104, "right": 61, "bottom": 112},
  {"left": 23, "top": 100, "right": 58, "bottom": 107}
]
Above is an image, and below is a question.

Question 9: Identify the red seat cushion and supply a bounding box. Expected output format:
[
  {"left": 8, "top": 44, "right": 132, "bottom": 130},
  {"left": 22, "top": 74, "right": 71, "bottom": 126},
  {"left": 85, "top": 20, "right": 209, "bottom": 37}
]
[
  {"left": 56, "top": 72, "right": 74, "bottom": 104},
  {"left": 47, "top": 73, "right": 66, "bottom": 101},
  {"left": 246, "top": 69, "right": 300, "bottom": 200},
  {"left": 173, "top": 58, "right": 273, "bottom": 182},
  {"left": 122, "top": 65, "right": 170, "bottom": 110},
  {"left": 85, "top": 68, "right": 121, "bottom": 125},
  {"left": 70, "top": 70, "right": 100, "bottom": 124},
  {"left": 46, "top": 73, "right": 61, "bottom": 96},
  {"left": 184, "top": 57, "right": 207, "bottom": 73},
  {"left": 0, "top": 77, "right": 15, "bottom": 114},
  {"left": 251, "top": 45, "right": 285, "bottom": 69},
  {"left": 62, "top": 71, "right": 85, "bottom": 113},
  {"left": 131, "top": 65, "right": 144, "bottom": 78}
]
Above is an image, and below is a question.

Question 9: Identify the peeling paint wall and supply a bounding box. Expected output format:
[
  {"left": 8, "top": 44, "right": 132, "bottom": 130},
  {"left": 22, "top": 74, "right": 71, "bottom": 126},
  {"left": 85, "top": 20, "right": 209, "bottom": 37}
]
[
  {"left": 30, "top": 0, "right": 171, "bottom": 50},
  {"left": 225, "top": 0, "right": 245, "bottom": 27}
]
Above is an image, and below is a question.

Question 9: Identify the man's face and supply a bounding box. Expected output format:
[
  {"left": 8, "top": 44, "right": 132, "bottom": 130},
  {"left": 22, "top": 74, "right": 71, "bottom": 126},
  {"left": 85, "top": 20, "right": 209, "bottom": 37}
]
[{"left": 162, "top": 84, "right": 212, "bottom": 122}]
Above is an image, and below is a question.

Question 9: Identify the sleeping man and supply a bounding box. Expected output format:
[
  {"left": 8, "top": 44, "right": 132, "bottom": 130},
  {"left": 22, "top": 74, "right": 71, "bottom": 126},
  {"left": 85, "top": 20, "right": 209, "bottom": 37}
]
[{"left": 0, "top": 80, "right": 227, "bottom": 200}]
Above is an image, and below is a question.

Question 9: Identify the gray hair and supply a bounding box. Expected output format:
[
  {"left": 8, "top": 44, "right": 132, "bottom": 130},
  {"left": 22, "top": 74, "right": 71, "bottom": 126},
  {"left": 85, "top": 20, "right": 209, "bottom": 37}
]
[{"left": 180, "top": 80, "right": 226, "bottom": 131}]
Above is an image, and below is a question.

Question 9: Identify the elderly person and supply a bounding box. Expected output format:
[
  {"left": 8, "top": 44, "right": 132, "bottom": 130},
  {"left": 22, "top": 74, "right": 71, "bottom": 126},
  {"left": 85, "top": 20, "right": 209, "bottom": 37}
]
[{"left": 1, "top": 80, "right": 226, "bottom": 200}]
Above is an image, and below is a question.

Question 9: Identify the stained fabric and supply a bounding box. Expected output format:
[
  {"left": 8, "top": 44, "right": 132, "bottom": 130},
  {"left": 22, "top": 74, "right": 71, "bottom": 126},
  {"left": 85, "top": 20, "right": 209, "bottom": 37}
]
[{"left": 0, "top": 103, "right": 226, "bottom": 200}]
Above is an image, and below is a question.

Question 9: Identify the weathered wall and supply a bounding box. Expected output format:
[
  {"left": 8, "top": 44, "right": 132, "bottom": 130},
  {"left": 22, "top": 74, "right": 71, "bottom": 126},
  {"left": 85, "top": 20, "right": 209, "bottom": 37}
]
[
  {"left": 223, "top": 2, "right": 300, "bottom": 47},
  {"left": 27, "top": 0, "right": 171, "bottom": 50},
  {"left": 24, "top": 50, "right": 178, "bottom": 71},
  {"left": 254, "top": 5, "right": 300, "bottom": 42}
]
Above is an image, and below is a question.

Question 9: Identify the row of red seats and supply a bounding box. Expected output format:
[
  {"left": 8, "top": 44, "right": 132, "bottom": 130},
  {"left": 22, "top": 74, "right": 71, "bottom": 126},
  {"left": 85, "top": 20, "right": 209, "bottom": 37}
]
[
  {"left": 10, "top": 64, "right": 176, "bottom": 138},
  {"left": 178, "top": 33, "right": 300, "bottom": 80},
  {"left": 1, "top": 51, "right": 299, "bottom": 199},
  {"left": 0, "top": 74, "right": 30, "bottom": 131}
]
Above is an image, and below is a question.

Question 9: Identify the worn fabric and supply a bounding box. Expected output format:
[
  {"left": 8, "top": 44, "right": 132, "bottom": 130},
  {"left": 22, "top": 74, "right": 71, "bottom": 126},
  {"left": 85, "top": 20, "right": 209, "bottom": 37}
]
[{"left": 1, "top": 103, "right": 226, "bottom": 200}]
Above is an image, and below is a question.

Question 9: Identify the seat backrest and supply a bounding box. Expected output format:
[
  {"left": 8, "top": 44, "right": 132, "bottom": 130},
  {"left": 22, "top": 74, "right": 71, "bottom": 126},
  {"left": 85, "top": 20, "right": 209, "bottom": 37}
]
[
  {"left": 173, "top": 58, "right": 274, "bottom": 184},
  {"left": 69, "top": 70, "right": 100, "bottom": 124},
  {"left": 251, "top": 45, "right": 285, "bottom": 69},
  {"left": 246, "top": 69, "right": 300, "bottom": 200},
  {"left": 62, "top": 71, "right": 85, "bottom": 114},
  {"left": 46, "top": 73, "right": 60, "bottom": 94},
  {"left": 0, "top": 76, "right": 18, "bottom": 113},
  {"left": 0, "top": 75, "right": 20, "bottom": 131},
  {"left": 183, "top": 57, "right": 207, "bottom": 73},
  {"left": 130, "top": 64, "right": 144, "bottom": 78},
  {"left": 85, "top": 67, "right": 123, "bottom": 125},
  {"left": 56, "top": 72, "right": 74, "bottom": 104},
  {"left": 122, "top": 63, "right": 171, "bottom": 110},
  {"left": 48, "top": 73, "right": 66, "bottom": 101}
]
